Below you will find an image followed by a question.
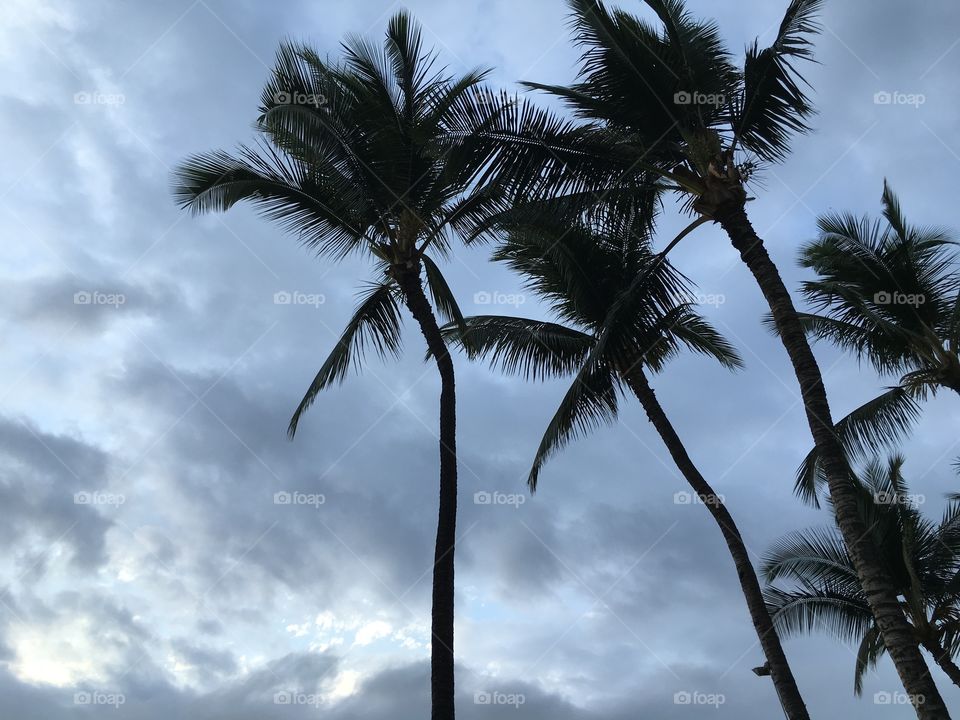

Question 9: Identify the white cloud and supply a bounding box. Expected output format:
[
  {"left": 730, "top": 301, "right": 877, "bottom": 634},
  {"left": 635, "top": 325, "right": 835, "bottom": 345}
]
[{"left": 353, "top": 620, "right": 393, "bottom": 647}]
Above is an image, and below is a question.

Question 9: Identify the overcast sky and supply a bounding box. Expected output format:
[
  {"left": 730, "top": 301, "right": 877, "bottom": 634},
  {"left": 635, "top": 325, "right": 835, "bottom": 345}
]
[{"left": 1, "top": 0, "right": 959, "bottom": 717}]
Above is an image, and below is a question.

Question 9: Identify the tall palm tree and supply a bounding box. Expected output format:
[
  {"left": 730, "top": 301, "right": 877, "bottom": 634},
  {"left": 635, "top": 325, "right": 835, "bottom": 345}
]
[
  {"left": 443, "top": 211, "right": 811, "bottom": 719},
  {"left": 764, "top": 455, "right": 960, "bottom": 694},
  {"left": 473, "top": 1, "right": 948, "bottom": 712},
  {"left": 172, "top": 14, "right": 520, "bottom": 719},
  {"left": 788, "top": 182, "right": 960, "bottom": 503}
]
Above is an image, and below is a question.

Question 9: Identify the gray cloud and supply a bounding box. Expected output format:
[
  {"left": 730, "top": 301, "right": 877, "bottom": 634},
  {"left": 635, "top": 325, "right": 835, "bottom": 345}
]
[{"left": 0, "top": 0, "right": 958, "bottom": 718}]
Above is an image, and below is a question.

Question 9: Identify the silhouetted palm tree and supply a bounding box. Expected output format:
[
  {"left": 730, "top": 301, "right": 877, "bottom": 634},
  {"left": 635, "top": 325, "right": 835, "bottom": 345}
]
[
  {"left": 443, "top": 211, "right": 810, "bottom": 718},
  {"left": 473, "top": 1, "right": 947, "bottom": 712},
  {"left": 789, "top": 182, "right": 960, "bottom": 503},
  {"left": 172, "top": 14, "right": 521, "bottom": 719},
  {"left": 764, "top": 455, "right": 960, "bottom": 693}
]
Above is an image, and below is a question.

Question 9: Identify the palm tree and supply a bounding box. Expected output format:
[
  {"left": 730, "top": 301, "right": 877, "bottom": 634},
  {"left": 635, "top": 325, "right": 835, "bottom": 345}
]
[
  {"left": 172, "top": 14, "right": 520, "bottom": 719},
  {"left": 788, "top": 182, "right": 960, "bottom": 504},
  {"left": 473, "top": 1, "right": 948, "bottom": 712},
  {"left": 764, "top": 455, "right": 960, "bottom": 694},
  {"left": 442, "top": 211, "right": 811, "bottom": 719}
]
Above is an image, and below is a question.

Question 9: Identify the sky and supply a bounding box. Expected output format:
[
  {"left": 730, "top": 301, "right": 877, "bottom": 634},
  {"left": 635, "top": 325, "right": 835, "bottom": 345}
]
[{"left": 1, "top": 0, "right": 959, "bottom": 717}]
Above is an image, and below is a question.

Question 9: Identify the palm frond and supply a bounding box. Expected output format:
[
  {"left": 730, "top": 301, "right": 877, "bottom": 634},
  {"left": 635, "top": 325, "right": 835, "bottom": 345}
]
[
  {"left": 853, "top": 625, "right": 886, "bottom": 696},
  {"left": 421, "top": 253, "right": 467, "bottom": 334},
  {"left": 528, "top": 357, "right": 621, "bottom": 491},
  {"left": 173, "top": 144, "right": 371, "bottom": 259},
  {"left": 796, "top": 386, "right": 922, "bottom": 506},
  {"left": 288, "top": 281, "right": 404, "bottom": 437},
  {"left": 384, "top": 11, "right": 438, "bottom": 119},
  {"left": 762, "top": 526, "right": 862, "bottom": 594},
  {"left": 734, "top": 0, "right": 823, "bottom": 161},
  {"left": 666, "top": 306, "right": 744, "bottom": 371},
  {"left": 764, "top": 583, "right": 873, "bottom": 644},
  {"left": 440, "top": 315, "right": 595, "bottom": 381}
]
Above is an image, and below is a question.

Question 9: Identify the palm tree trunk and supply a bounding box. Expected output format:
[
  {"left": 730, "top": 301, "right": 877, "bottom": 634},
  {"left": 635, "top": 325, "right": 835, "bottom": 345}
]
[
  {"left": 624, "top": 369, "right": 810, "bottom": 720},
  {"left": 713, "top": 202, "right": 950, "bottom": 719},
  {"left": 395, "top": 265, "right": 458, "bottom": 720},
  {"left": 923, "top": 638, "right": 960, "bottom": 688}
]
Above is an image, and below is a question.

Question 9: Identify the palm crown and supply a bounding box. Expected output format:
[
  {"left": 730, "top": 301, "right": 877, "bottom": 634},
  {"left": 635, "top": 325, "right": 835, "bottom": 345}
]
[
  {"left": 478, "top": 0, "right": 823, "bottom": 225},
  {"left": 443, "top": 210, "right": 741, "bottom": 487},
  {"left": 791, "top": 183, "right": 960, "bottom": 503},
  {"left": 799, "top": 181, "right": 960, "bottom": 389},
  {"left": 173, "top": 12, "right": 527, "bottom": 431},
  {"left": 763, "top": 456, "right": 960, "bottom": 694}
]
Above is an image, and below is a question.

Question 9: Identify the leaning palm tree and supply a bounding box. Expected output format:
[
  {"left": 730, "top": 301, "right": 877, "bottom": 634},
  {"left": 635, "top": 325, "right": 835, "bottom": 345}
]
[
  {"left": 473, "top": 1, "right": 947, "bottom": 712},
  {"left": 789, "top": 182, "right": 960, "bottom": 503},
  {"left": 764, "top": 455, "right": 960, "bottom": 694},
  {"left": 443, "top": 211, "right": 811, "bottom": 719},
  {"left": 172, "top": 14, "right": 521, "bottom": 719}
]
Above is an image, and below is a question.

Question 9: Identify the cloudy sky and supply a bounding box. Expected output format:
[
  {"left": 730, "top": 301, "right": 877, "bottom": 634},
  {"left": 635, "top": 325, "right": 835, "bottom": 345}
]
[{"left": 1, "top": 0, "right": 959, "bottom": 717}]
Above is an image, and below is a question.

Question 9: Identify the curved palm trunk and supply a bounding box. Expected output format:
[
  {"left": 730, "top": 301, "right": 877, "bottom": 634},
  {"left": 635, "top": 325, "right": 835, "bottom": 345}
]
[
  {"left": 395, "top": 265, "right": 458, "bottom": 720},
  {"left": 624, "top": 370, "right": 810, "bottom": 720},
  {"left": 712, "top": 200, "right": 950, "bottom": 719},
  {"left": 923, "top": 639, "right": 960, "bottom": 688}
]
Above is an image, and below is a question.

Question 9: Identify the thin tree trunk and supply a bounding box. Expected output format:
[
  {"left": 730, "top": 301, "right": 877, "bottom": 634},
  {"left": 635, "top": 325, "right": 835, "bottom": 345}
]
[
  {"left": 396, "top": 265, "right": 458, "bottom": 720},
  {"left": 624, "top": 370, "right": 810, "bottom": 720},
  {"left": 713, "top": 202, "right": 950, "bottom": 719},
  {"left": 924, "top": 638, "right": 960, "bottom": 688}
]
